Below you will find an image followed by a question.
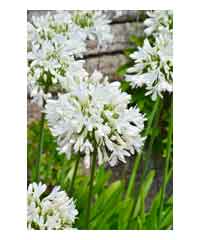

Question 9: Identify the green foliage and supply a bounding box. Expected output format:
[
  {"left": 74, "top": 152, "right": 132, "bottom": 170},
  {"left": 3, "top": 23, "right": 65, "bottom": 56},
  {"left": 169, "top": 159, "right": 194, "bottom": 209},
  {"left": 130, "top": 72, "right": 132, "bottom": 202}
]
[
  {"left": 28, "top": 118, "right": 172, "bottom": 230},
  {"left": 118, "top": 79, "right": 173, "bottom": 171},
  {"left": 28, "top": 120, "right": 76, "bottom": 188},
  {"left": 72, "top": 167, "right": 172, "bottom": 230},
  {"left": 115, "top": 32, "right": 173, "bottom": 229},
  {"left": 129, "top": 34, "right": 145, "bottom": 47}
]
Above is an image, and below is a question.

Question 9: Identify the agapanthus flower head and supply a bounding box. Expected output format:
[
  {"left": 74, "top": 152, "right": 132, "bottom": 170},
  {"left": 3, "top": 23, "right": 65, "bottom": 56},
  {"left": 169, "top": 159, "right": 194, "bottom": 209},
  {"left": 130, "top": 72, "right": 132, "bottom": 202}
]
[
  {"left": 28, "top": 12, "right": 87, "bottom": 60},
  {"left": 125, "top": 10, "right": 173, "bottom": 101},
  {"left": 27, "top": 182, "right": 78, "bottom": 230},
  {"left": 27, "top": 45, "right": 87, "bottom": 107},
  {"left": 27, "top": 12, "right": 87, "bottom": 107},
  {"left": 45, "top": 71, "right": 146, "bottom": 168},
  {"left": 144, "top": 10, "right": 173, "bottom": 36},
  {"left": 27, "top": 11, "right": 113, "bottom": 107},
  {"left": 71, "top": 10, "right": 113, "bottom": 47},
  {"left": 126, "top": 33, "right": 172, "bottom": 100}
]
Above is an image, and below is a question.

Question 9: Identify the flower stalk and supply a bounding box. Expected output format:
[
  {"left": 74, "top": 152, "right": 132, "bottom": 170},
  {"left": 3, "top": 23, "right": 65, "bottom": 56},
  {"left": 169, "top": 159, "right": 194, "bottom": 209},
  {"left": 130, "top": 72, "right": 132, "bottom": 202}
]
[
  {"left": 142, "top": 99, "right": 163, "bottom": 179},
  {"left": 69, "top": 153, "right": 81, "bottom": 195},
  {"left": 159, "top": 100, "right": 173, "bottom": 225},
  {"left": 35, "top": 111, "right": 45, "bottom": 182},
  {"left": 126, "top": 97, "right": 161, "bottom": 200},
  {"left": 85, "top": 147, "right": 97, "bottom": 229}
]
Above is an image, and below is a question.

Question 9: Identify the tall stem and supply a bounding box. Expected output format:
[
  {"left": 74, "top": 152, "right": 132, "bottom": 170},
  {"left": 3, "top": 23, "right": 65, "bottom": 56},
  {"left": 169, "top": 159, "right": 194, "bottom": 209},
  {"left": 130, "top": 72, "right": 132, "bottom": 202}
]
[
  {"left": 69, "top": 154, "right": 81, "bottom": 195},
  {"left": 142, "top": 100, "right": 163, "bottom": 180},
  {"left": 159, "top": 101, "right": 173, "bottom": 226},
  {"left": 125, "top": 97, "right": 161, "bottom": 199},
  {"left": 85, "top": 149, "right": 97, "bottom": 229},
  {"left": 35, "top": 112, "right": 45, "bottom": 182}
]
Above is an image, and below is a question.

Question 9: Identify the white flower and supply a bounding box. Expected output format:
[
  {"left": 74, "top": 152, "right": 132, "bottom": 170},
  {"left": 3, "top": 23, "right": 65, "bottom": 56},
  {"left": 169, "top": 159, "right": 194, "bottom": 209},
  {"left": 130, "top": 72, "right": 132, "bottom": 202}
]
[
  {"left": 125, "top": 10, "right": 173, "bottom": 101},
  {"left": 71, "top": 10, "right": 113, "bottom": 47},
  {"left": 27, "top": 41, "right": 86, "bottom": 107},
  {"left": 27, "top": 11, "right": 113, "bottom": 107},
  {"left": 88, "top": 11, "right": 113, "bottom": 46},
  {"left": 45, "top": 71, "right": 146, "bottom": 168},
  {"left": 144, "top": 10, "right": 173, "bottom": 36},
  {"left": 27, "top": 182, "right": 78, "bottom": 230},
  {"left": 125, "top": 26, "right": 173, "bottom": 100},
  {"left": 57, "top": 60, "right": 88, "bottom": 92},
  {"left": 27, "top": 42, "right": 87, "bottom": 107},
  {"left": 28, "top": 12, "right": 86, "bottom": 60},
  {"left": 27, "top": 11, "right": 86, "bottom": 108}
]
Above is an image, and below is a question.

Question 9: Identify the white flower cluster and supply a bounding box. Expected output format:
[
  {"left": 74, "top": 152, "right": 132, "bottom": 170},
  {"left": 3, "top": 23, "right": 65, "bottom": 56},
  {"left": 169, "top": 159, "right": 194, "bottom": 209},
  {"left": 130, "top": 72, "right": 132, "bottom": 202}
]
[
  {"left": 125, "top": 10, "right": 173, "bottom": 101},
  {"left": 144, "top": 10, "right": 173, "bottom": 36},
  {"left": 71, "top": 10, "right": 113, "bottom": 47},
  {"left": 27, "top": 182, "right": 78, "bottom": 230},
  {"left": 27, "top": 11, "right": 113, "bottom": 107},
  {"left": 45, "top": 71, "right": 146, "bottom": 168}
]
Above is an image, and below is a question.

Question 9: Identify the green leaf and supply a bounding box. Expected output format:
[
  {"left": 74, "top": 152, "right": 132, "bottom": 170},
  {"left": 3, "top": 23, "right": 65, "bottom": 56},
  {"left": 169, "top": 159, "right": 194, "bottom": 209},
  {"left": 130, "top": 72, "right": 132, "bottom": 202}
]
[
  {"left": 159, "top": 206, "right": 173, "bottom": 229},
  {"left": 118, "top": 198, "right": 134, "bottom": 229},
  {"left": 147, "top": 191, "right": 161, "bottom": 229},
  {"left": 90, "top": 180, "right": 123, "bottom": 229},
  {"left": 133, "top": 170, "right": 155, "bottom": 218},
  {"left": 129, "top": 35, "right": 144, "bottom": 46},
  {"left": 124, "top": 48, "right": 136, "bottom": 56},
  {"left": 93, "top": 166, "right": 112, "bottom": 195},
  {"left": 116, "top": 62, "right": 132, "bottom": 76},
  {"left": 120, "top": 80, "right": 130, "bottom": 92}
]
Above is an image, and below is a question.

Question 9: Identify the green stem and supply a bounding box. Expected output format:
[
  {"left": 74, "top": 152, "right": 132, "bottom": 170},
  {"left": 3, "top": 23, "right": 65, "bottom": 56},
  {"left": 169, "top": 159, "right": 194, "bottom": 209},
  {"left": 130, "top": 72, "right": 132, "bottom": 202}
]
[
  {"left": 159, "top": 101, "right": 173, "bottom": 226},
  {"left": 35, "top": 112, "right": 45, "bottom": 182},
  {"left": 85, "top": 149, "right": 97, "bottom": 229},
  {"left": 142, "top": 100, "right": 163, "bottom": 180},
  {"left": 69, "top": 154, "right": 81, "bottom": 195},
  {"left": 125, "top": 97, "right": 161, "bottom": 200}
]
